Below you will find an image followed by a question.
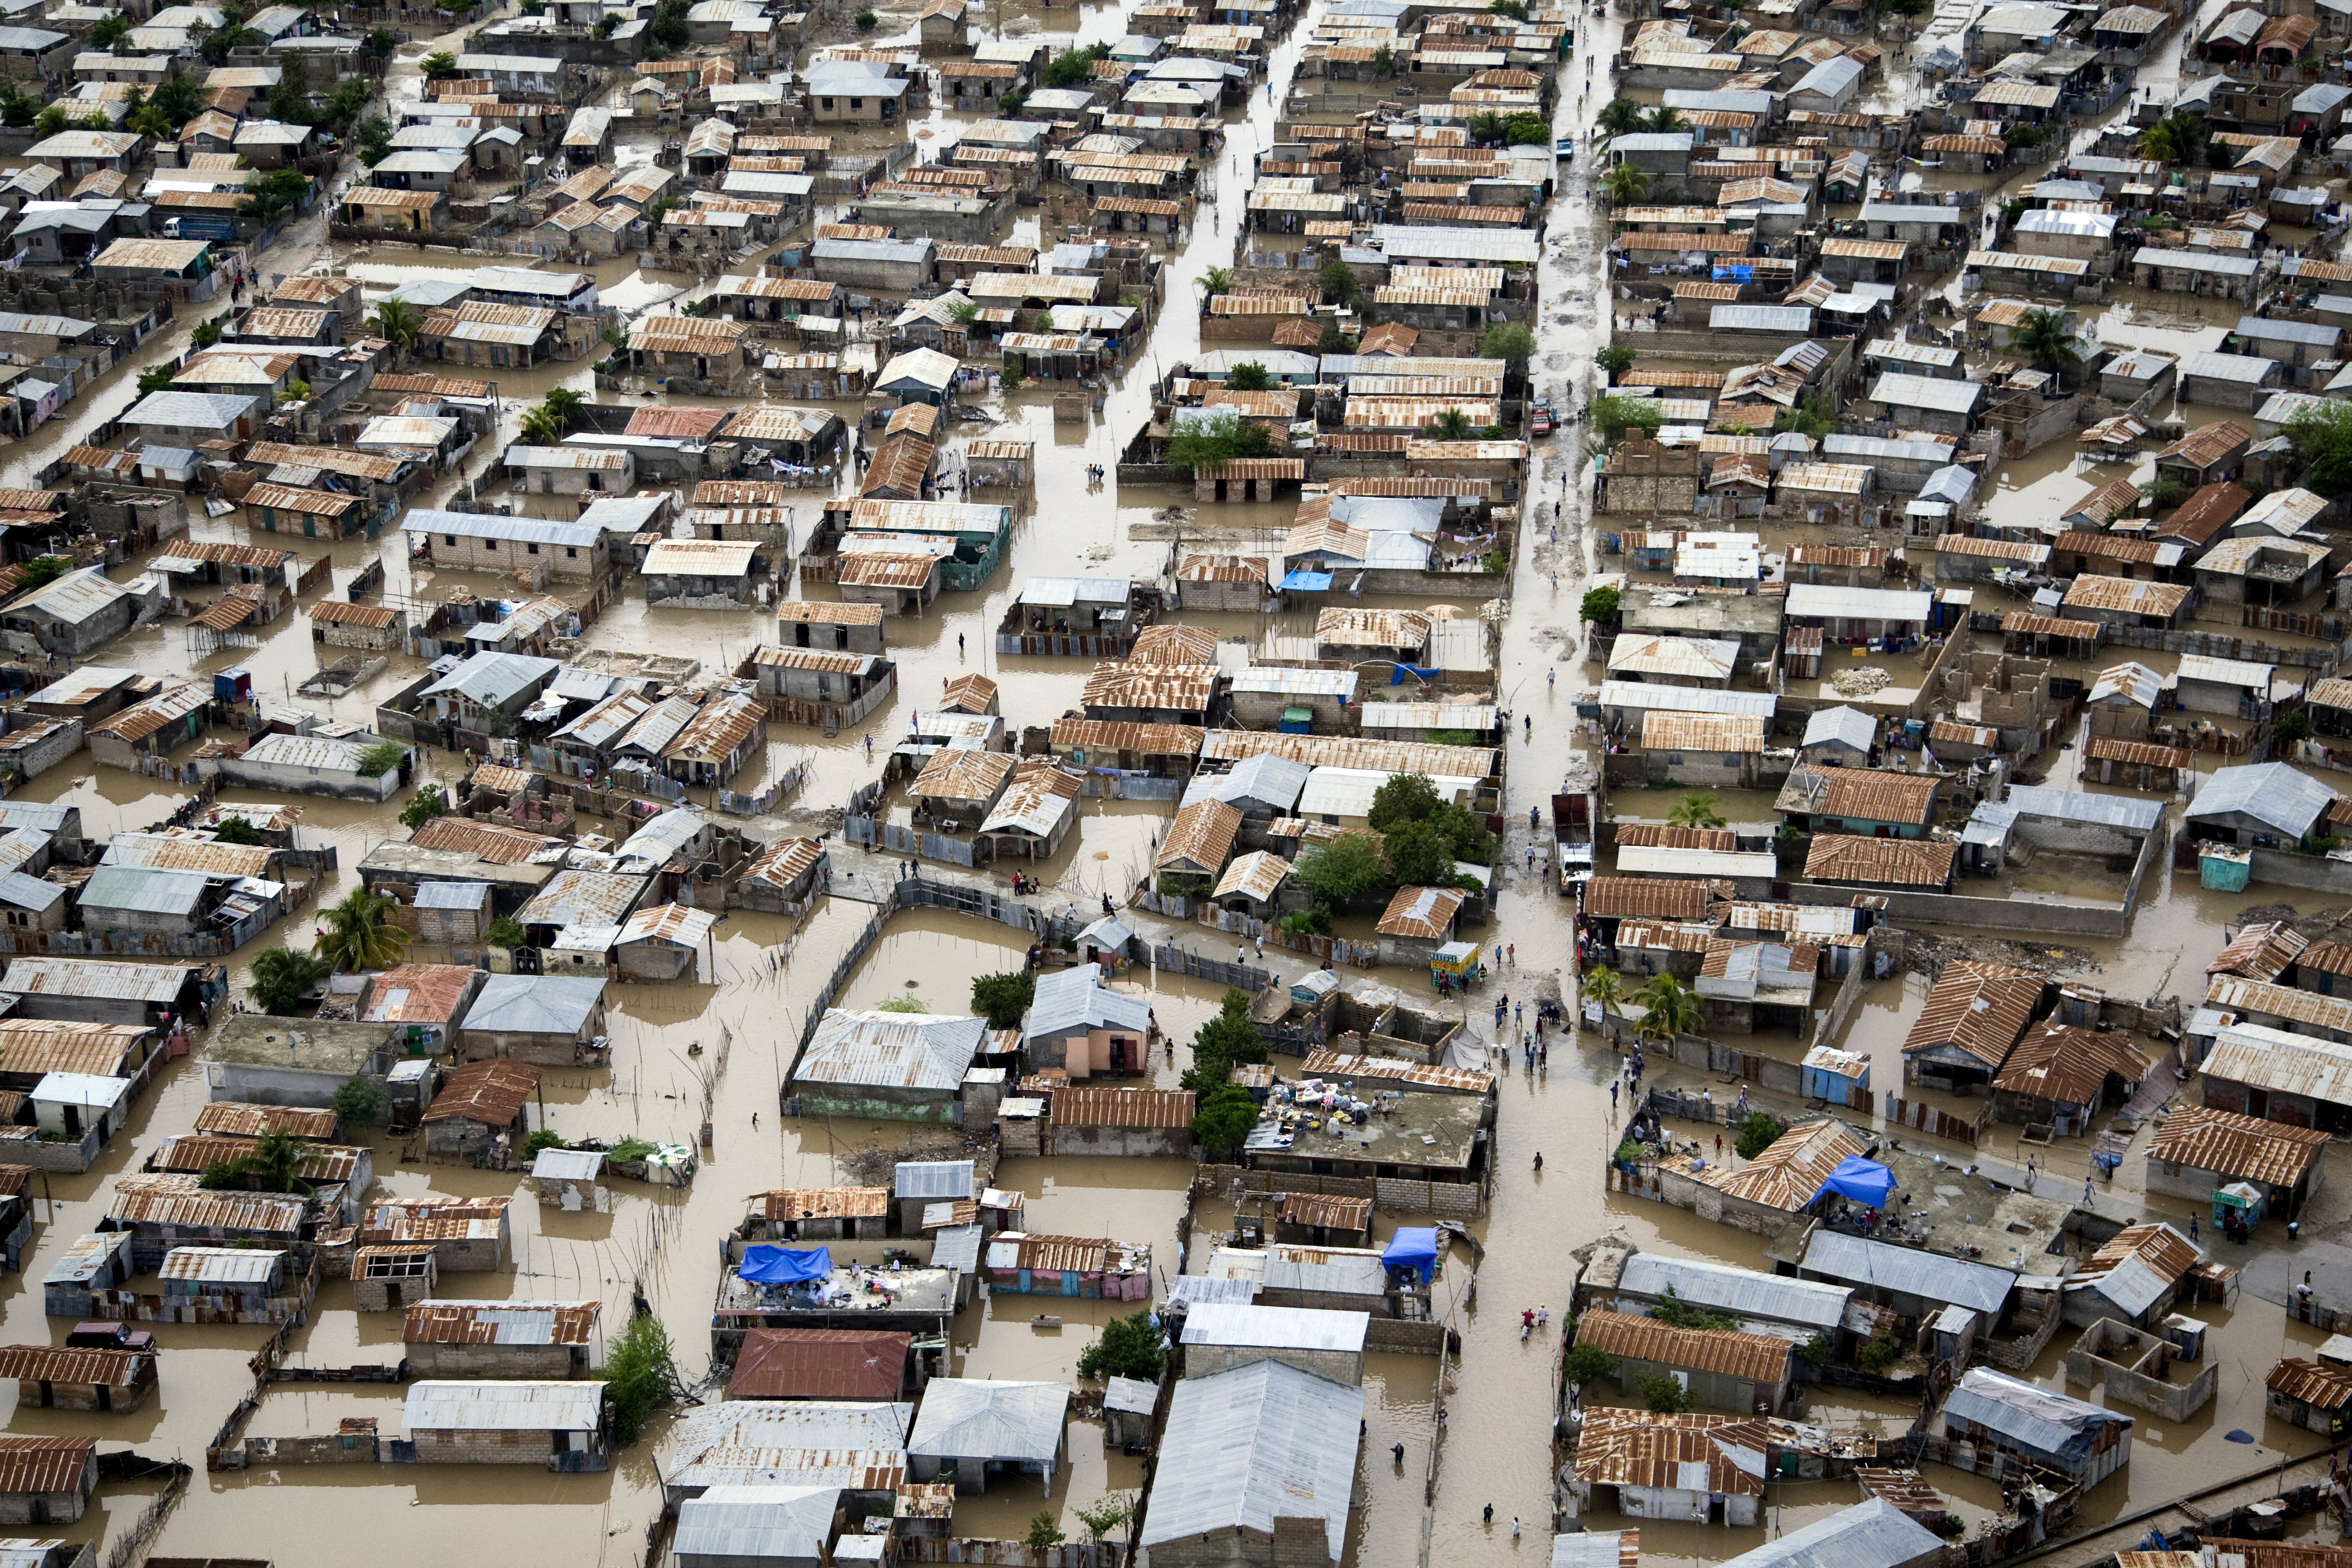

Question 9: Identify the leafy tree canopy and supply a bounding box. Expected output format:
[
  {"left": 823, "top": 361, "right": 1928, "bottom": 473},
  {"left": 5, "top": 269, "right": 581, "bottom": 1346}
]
[{"left": 1076, "top": 1309, "right": 1166, "bottom": 1381}]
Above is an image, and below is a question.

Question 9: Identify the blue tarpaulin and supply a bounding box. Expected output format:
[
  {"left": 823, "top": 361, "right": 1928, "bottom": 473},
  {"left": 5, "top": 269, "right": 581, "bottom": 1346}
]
[
  {"left": 1390, "top": 664, "right": 1440, "bottom": 683},
  {"left": 1382, "top": 1227, "right": 1439, "bottom": 1282},
  {"left": 738, "top": 1244, "right": 831, "bottom": 1284},
  {"left": 1810, "top": 1157, "right": 1895, "bottom": 1210},
  {"left": 1279, "top": 571, "right": 1334, "bottom": 591}
]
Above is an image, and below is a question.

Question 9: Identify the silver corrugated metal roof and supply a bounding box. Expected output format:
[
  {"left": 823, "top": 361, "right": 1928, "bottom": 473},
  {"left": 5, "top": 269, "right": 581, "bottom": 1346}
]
[
  {"left": 1180, "top": 1301, "right": 1368, "bottom": 1351},
  {"left": 404, "top": 1379, "right": 603, "bottom": 1432},
  {"left": 1711, "top": 1498, "right": 1942, "bottom": 1568},
  {"left": 403, "top": 509, "right": 604, "bottom": 548},
  {"left": 675, "top": 1485, "right": 840, "bottom": 1560},
  {"left": 1941, "top": 1367, "right": 2128, "bottom": 1462},
  {"left": 1618, "top": 1252, "right": 1850, "bottom": 1329},
  {"left": 0, "top": 958, "right": 192, "bottom": 1005},
  {"left": 905, "top": 1379, "right": 1070, "bottom": 1462},
  {"left": 1141, "top": 1359, "right": 1364, "bottom": 1557},
  {"left": 2187, "top": 762, "right": 2336, "bottom": 837},
  {"left": 894, "top": 1160, "right": 975, "bottom": 1199},
  {"left": 1024, "top": 965, "right": 1153, "bottom": 1039},
  {"left": 1262, "top": 1245, "right": 1386, "bottom": 1297},
  {"left": 1869, "top": 371, "right": 1982, "bottom": 414},
  {"left": 462, "top": 973, "right": 606, "bottom": 1036},
  {"left": 1801, "top": 1229, "right": 2017, "bottom": 1312},
  {"left": 2003, "top": 785, "right": 2166, "bottom": 832}
]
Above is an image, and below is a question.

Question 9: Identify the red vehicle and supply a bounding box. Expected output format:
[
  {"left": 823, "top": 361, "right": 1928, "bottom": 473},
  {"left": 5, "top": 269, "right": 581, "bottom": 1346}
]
[{"left": 1530, "top": 400, "right": 1557, "bottom": 436}]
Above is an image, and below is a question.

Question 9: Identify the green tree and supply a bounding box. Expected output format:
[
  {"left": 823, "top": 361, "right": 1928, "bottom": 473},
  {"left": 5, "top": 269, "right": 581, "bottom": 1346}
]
[
  {"left": 1604, "top": 163, "right": 1650, "bottom": 205},
  {"left": 1563, "top": 1342, "right": 1618, "bottom": 1388},
  {"left": 206, "top": 816, "right": 263, "bottom": 848},
  {"left": 1594, "top": 344, "right": 1635, "bottom": 381},
  {"left": 1226, "top": 360, "right": 1273, "bottom": 392},
  {"left": 2278, "top": 707, "right": 2313, "bottom": 743},
  {"left": 1644, "top": 106, "right": 1682, "bottom": 134},
  {"left": 1500, "top": 111, "right": 1549, "bottom": 146},
  {"left": 1074, "top": 1494, "right": 1137, "bottom": 1541},
  {"left": 484, "top": 916, "right": 526, "bottom": 951},
  {"left": 544, "top": 386, "right": 586, "bottom": 430},
  {"left": 1292, "top": 832, "right": 1393, "bottom": 903},
  {"left": 365, "top": 27, "right": 397, "bottom": 55},
  {"left": 149, "top": 71, "right": 203, "bottom": 124},
  {"left": 356, "top": 740, "right": 405, "bottom": 777},
  {"left": 237, "top": 167, "right": 310, "bottom": 227},
  {"left": 14, "top": 556, "right": 68, "bottom": 592},
  {"left": 970, "top": 971, "right": 1035, "bottom": 1029},
  {"left": 1425, "top": 407, "right": 1474, "bottom": 442},
  {"left": 0, "top": 84, "right": 38, "bottom": 127},
  {"left": 603, "top": 1312, "right": 675, "bottom": 1443},
  {"left": 398, "top": 783, "right": 448, "bottom": 832},
  {"left": 1857, "top": 1333, "right": 1900, "bottom": 1373},
  {"left": 1197, "top": 265, "right": 1233, "bottom": 301},
  {"left": 269, "top": 51, "right": 312, "bottom": 123},
  {"left": 1637, "top": 1371, "right": 1693, "bottom": 1413},
  {"left": 1590, "top": 393, "right": 1664, "bottom": 445},
  {"left": 1025, "top": 1514, "right": 1065, "bottom": 1552},
  {"left": 1596, "top": 97, "right": 1644, "bottom": 137},
  {"left": 370, "top": 297, "right": 422, "bottom": 347},
  {"left": 1317, "top": 258, "right": 1361, "bottom": 306},
  {"left": 1773, "top": 393, "right": 1840, "bottom": 440},
  {"left": 1479, "top": 322, "right": 1536, "bottom": 362},
  {"left": 249, "top": 947, "right": 330, "bottom": 1014},
  {"left": 1166, "top": 408, "right": 1272, "bottom": 471},
  {"left": 1580, "top": 584, "right": 1621, "bottom": 623},
  {"left": 323, "top": 74, "right": 373, "bottom": 131},
  {"left": 1734, "top": 1111, "right": 1783, "bottom": 1160},
  {"left": 1179, "top": 987, "right": 1268, "bottom": 1095},
  {"left": 877, "top": 995, "right": 929, "bottom": 1014},
  {"left": 1632, "top": 973, "right": 1703, "bottom": 1044},
  {"left": 1076, "top": 1309, "right": 1166, "bottom": 1381},
  {"left": 2286, "top": 401, "right": 2352, "bottom": 497},
  {"left": 1369, "top": 42, "right": 1395, "bottom": 76},
  {"left": 317, "top": 887, "right": 408, "bottom": 972},
  {"left": 1667, "top": 792, "right": 1725, "bottom": 829},
  {"left": 191, "top": 317, "right": 223, "bottom": 348},
  {"left": 2138, "top": 111, "right": 2206, "bottom": 164},
  {"left": 1489, "top": 0, "right": 1529, "bottom": 15},
  {"left": 1040, "top": 43, "right": 1110, "bottom": 88},
  {"left": 88, "top": 13, "right": 130, "bottom": 48},
  {"left": 123, "top": 88, "right": 172, "bottom": 140},
  {"left": 420, "top": 50, "right": 457, "bottom": 75},
  {"left": 1317, "top": 322, "right": 1354, "bottom": 353},
  {"left": 1383, "top": 818, "right": 1468, "bottom": 889},
  {"left": 238, "top": 1131, "right": 315, "bottom": 1194},
  {"left": 519, "top": 405, "right": 563, "bottom": 446},
  {"left": 2012, "top": 307, "right": 2080, "bottom": 374},
  {"left": 32, "top": 105, "right": 67, "bottom": 137},
  {"left": 1648, "top": 1284, "right": 1739, "bottom": 1330},
  {"left": 137, "top": 364, "right": 177, "bottom": 396},
  {"left": 1467, "top": 109, "right": 1506, "bottom": 146},
  {"left": 1581, "top": 964, "right": 1624, "bottom": 1016},
  {"left": 1191, "top": 1082, "right": 1262, "bottom": 1149}
]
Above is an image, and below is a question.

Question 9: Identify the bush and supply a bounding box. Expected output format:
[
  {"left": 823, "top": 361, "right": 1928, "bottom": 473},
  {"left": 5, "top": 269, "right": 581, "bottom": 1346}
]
[
  {"left": 1797, "top": 1332, "right": 1830, "bottom": 1368},
  {"left": 486, "top": 915, "right": 527, "bottom": 950},
  {"left": 523, "top": 1128, "right": 566, "bottom": 1155},
  {"left": 1636, "top": 1371, "right": 1691, "bottom": 1413},
  {"left": 1734, "top": 1111, "right": 1782, "bottom": 1160},
  {"left": 1480, "top": 322, "right": 1536, "bottom": 362},
  {"left": 356, "top": 740, "right": 405, "bottom": 777},
  {"left": 1166, "top": 408, "right": 1273, "bottom": 471},
  {"left": 603, "top": 1312, "right": 675, "bottom": 1444},
  {"left": 970, "top": 971, "right": 1035, "bottom": 1028},
  {"left": 1075, "top": 1494, "right": 1136, "bottom": 1541},
  {"left": 1225, "top": 360, "right": 1272, "bottom": 392},
  {"left": 398, "top": 783, "right": 448, "bottom": 831},
  {"left": 1590, "top": 393, "right": 1664, "bottom": 445},
  {"left": 249, "top": 947, "right": 329, "bottom": 1015},
  {"left": 212, "top": 816, "right": 264, "bottom": 845},
  {"left": 1562, "top": 1343, "right": 1618, "bottom": 1388},
  {"left": 333, "top": 1073, "right": 388, "bottom": 1128},
  {"left": 1580, "top": 585, "right": 1621, "bottom": 624},
  {"left": 1857, "top": 1333, "right": 1901, "bottom": 1373},
  {"left": 1192, "top": 1082, "right": 1262, "bottom": 1149},
  {"left": 1178, "top": 987, "right": 1266, "bottom": 1096},
  {"left": 1293, "top": 831, "right": 1392, "bottom": 903},
  {"left": 1594, "top": 344, "right": 1635, "bottom": 380},
  {"left": 1076, "top": 1309, "right": 1165, "bottom": 1381},
  {"left": 1026, "top": 1514, "right": 1065, "bottom": 1552},
  {"left": 854, "top": 8, "right": 876, "bottom": 24},
  {"left": 1278, "top": 905, "right": 1331, "bottom": 936},
  {"left": 877, "top": 995, "right": 928, "bottom": 1014},
  {"left": 2278, "top": 708, "right": 2313, "bottom": 743},
  {"left": 1648, "top": 1284, "right": 1739, "bottom": 1331}
]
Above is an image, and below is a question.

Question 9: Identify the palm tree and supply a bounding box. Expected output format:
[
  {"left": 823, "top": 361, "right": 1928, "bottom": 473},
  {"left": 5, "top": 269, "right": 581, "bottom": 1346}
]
[
  {"left": 316, "top": 887, "right": 408, "bottom": 972},
  {"left": 419, "top": 50, "right": 456, "bottom": 75},
  {"left": 241, "top": 1131, "right": 315, "bottom": 1195},
  {"left": 1198, "top": 266, "right": 1232, "bottom": 301},
  {"left": 518, "top": 405, "right": 562, "bottom": 446},
  {"left": 543, "top": 387, "right": 586, "bottom": 431},
  {"left": 1424, "top": 408, "right": 1473, "bottom": 442},
  {"left": 2137, "top": 112, "right": 2206, "bottom": 165},
  {"left": 1596, "top": 97, "right": 1644, "bottom": 138},
  {"left": 1667, "top": 792, "right": 1726, "bottom": 829},
  {"left": 249, "top": 947, "right": 330, "bottom": 1015},
  {"left": 370, "top": 298, "right": 422, "bottom": 348},
  {"left": 1643, "top": 106, "right": 1682, "bottom": 134},
  {"left": 1581, "top": 965, "right": 1625, "bottom": 1016},
  {"left": 1466, "top": 110, "right": 1505, "bottom": 145},
  {"left": 2013, "top": 308, "right": 2080, "bottom": 374},
  {"left": 1633, "top": 974, "right": 1705, "bottom": 1045},
  {"left": 1604, "top": 164, "right": 1651, "bottom": 206}
]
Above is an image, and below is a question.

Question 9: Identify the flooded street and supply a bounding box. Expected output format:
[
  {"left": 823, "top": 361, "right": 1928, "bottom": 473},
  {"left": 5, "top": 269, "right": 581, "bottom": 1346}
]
[{"left": 0, "top": 0, "right": 2342, "bottom": 1553}]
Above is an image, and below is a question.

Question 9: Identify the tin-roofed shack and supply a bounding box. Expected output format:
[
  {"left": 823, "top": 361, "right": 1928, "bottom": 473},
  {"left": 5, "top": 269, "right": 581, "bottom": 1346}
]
[
  {"left": 0, "top": 1342, "right": 157, "bottom": 1412},
  {"left": 420, "top": 1059, "right": 540, "bottom": 1160},
  {"left": 725, "top": 1326, "right": 918, "bottom": 1401},
  {"left": 403, "top": 1300, "right": 599, "bottom": 1379}
]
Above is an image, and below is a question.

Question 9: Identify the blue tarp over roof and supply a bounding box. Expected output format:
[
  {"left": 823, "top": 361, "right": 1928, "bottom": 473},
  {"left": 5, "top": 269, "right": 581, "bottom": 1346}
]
[
  {"left": 1279, "top": 571, "right": 1333, "bottom": 591},
  {"left": 1382, "top": 1227, "right": 1439, "bottom": 1281},
  {"left": 1812, "top": 1156, "right": 1895, "bottom": 1210},
  {"left": 738, "top": 1244, "right": 831, "bottom": 1284}
]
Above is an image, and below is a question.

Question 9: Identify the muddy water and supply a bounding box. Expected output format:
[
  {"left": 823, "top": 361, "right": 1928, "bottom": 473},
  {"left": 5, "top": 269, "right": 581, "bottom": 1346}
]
[{"left": 0, "top": 0, "right": 2324, "bottom": 1563}]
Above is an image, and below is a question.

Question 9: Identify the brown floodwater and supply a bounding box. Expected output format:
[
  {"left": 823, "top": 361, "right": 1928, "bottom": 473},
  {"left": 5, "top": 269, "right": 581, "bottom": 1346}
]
[{"left": 0, "top": 0, "right": 2333, "bottom": 1558}]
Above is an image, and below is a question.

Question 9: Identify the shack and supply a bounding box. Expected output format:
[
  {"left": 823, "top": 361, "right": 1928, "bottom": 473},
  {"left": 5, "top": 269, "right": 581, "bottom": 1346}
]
[
  {"left": 402, "top": 1379, "right": 609, "bottom": 1469},
  {"left": 403, "top": 1300, "right": 599, "bottom": 1380},
  {"left": 905, "top": 1379, "right": 1068, "bottom": 1495},
  {"left": 420, "top": 1059, "right": 541, "bottom": 1160}
]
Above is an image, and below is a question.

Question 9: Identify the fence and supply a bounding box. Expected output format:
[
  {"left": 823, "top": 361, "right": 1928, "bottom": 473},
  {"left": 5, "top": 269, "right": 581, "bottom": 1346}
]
[
  {"left": 881, "top": 822, "right": 979, "bottom": 867},
  {"left": 1884, "top": 1096, "right": 1992, "bottom": 1147},
  {"left": 717, "top": 761, "right": 805, "bottom": 817},
  {"left": 898, "top": 1542, "right": 1124, "bottom": 1568},
  {"left": 782, "top": 895, "right": 897, "bottom": 1098},
  {"left": 1150, "top": 940, "right": 1271, "bottom": 995}
]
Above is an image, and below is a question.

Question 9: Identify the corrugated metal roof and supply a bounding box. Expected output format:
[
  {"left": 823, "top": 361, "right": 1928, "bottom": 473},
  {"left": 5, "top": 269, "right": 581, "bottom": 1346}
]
[
  {"left": 1803, "top": 1230, "right": 2017, "bottom": 1313},
  {"left": 2147, "top": 1102, "right": 2327, "bottom": 1185},
  {"left": 193, "top": 1102, "right": 338, "bottom": 1139},
  {"left": 0, "top": 1439, "right": 94, "bottom": 1495},
  {"left": 405, "top": 1379, "right": 603, "bottom": 1432},
  {"left": 800, "top": 1011, "right": 985, "bottom": 1094},
  {"left": 404, "top": 1300, "right": 598, "bottom": 1347},
  {"left": 906, "top": 1379, "right": 1069, "bottom": 1462},
  {"left": 422, "top": 1058, "right": 540, "bottom": 1126},
  {"left": 1051, "top": 1085, "right": 1194, "bottom": 1128},
  {"left": 1805, "top": 834, "right": 1957, "bottom": 888},
  {"left": 1572, "top": 1310, "right": 1794, "bottom": 1381},
  {"left": 1142, "top": 1360, "right": 1362, "bottom": 1557},
  {"left": 461, "top": 974, "right": 604, "bottom": 1037}
]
